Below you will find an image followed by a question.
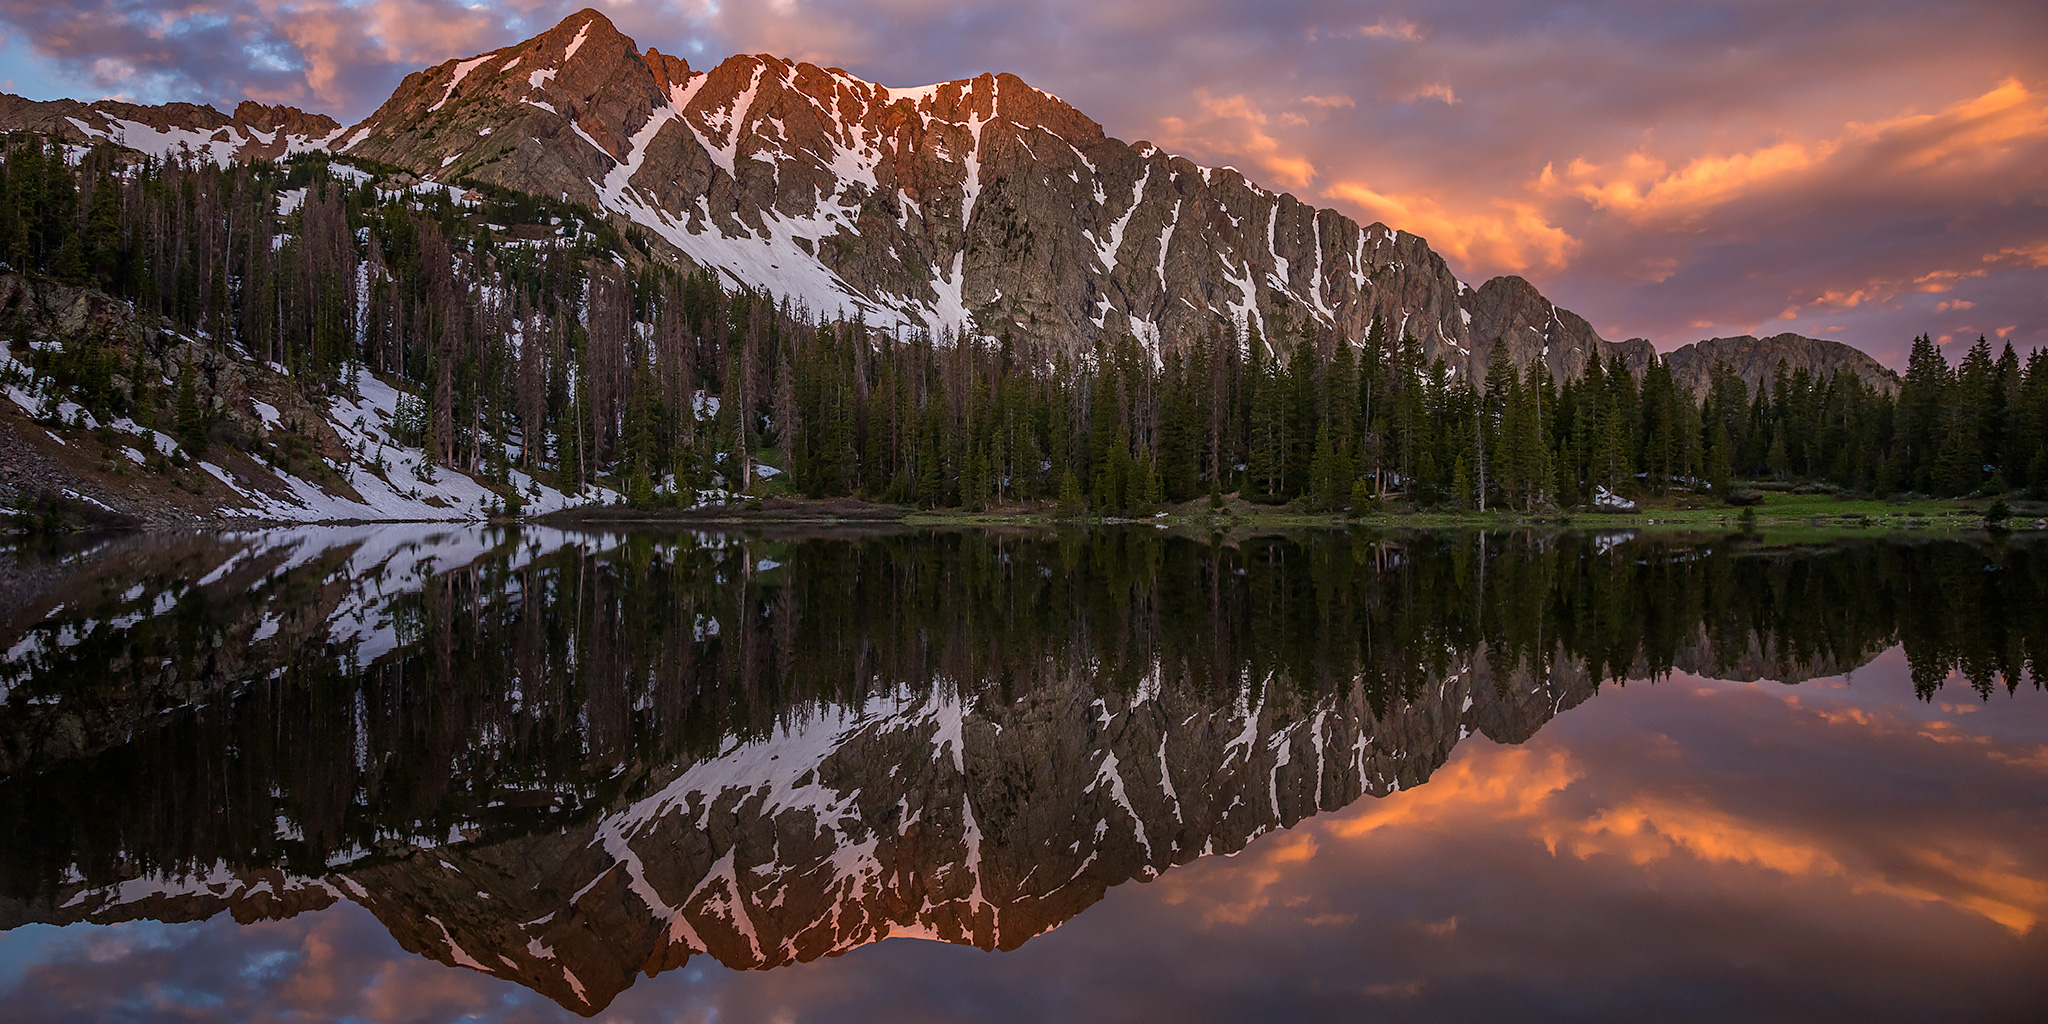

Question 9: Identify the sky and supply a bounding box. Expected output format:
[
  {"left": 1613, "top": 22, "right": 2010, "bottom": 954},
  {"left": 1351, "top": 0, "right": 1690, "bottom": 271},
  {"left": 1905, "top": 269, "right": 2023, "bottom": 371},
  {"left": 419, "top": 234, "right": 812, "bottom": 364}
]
[{"left": 0, "top": 1, "right": 2043, "bottom": 367}]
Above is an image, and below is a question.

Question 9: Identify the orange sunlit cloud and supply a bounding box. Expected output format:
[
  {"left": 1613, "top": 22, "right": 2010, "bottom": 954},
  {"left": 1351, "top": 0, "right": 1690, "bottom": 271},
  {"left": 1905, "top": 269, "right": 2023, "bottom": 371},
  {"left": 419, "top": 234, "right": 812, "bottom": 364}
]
[
  {"left": 1987, "top": 241, "right": 2048, "bottom": 268},
  {"left": 1855, "top": 77, "right": 2048, "bottom": 170},
  {"left": 1544, "top": 142, "right": 1826, "bottom": 223},
  {"left": 1546, "top": 797, "right": 1836, "bottom": 875},
  {"left": 1545, "top": 795, "right": 2047, "bottom": 933},
  {"left": 1157, "top": 90, "right": 1319, "bottom": 187},
  {"left": 1324, "top": 182, "right": 1578, "bottom": 273},
  {"left": 1542, "top": 79, "right": 2048, "bottom": 228}
]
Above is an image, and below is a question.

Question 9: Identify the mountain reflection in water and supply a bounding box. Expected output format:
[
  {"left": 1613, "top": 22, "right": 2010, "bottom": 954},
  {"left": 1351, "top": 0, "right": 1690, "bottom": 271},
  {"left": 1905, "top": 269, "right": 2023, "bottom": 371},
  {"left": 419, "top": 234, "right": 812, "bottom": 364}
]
[{"left": 1, "top": 526, "right": 2044, "bottom": 1021}]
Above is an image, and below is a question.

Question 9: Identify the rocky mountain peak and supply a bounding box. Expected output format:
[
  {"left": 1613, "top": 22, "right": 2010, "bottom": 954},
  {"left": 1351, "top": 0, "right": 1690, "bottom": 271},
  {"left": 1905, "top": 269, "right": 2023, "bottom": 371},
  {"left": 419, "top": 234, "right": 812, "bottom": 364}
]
[
  {"left": 0, "top": 8, "right": 1912, "bottom": 389},
  {"left": 330, "top": 8, "right": 1646, "bottom": 372},
  {"left": 229, "top": 101, "right": 341, "bottom": 138},
  {"left": 1662, "top": 332, "right": 1901, "bottom": 397},
  {"left": 1467, "top": 274, "right": 1653, "bottom": 382},
  {"left": 0, "top": 93, "right": 343, "bottom": 164}
]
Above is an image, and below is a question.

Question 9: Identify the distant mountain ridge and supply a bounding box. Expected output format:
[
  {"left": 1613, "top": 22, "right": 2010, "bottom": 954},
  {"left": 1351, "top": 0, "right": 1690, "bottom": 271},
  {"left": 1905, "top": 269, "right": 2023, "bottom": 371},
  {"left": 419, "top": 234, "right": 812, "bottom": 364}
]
[
  {"left": 0, "top": 94, "right": 342, "bottom": 164},
  {"left": 0, "top": 9, "right": 1894, "bottom": 393},
  {"left": 1664, "top": 333, "right": 1900, "bottom": 396}
]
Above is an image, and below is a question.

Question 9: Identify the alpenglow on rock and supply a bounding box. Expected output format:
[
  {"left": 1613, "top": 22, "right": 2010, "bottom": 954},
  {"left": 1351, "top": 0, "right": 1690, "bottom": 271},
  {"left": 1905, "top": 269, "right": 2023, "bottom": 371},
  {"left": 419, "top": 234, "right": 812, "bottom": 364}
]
[
  {"left": 0, "top": 8, "right": 1900, "bottom": 387},
  {"left": 326, "top": 8, "right": 1657, "bottom": 379}
]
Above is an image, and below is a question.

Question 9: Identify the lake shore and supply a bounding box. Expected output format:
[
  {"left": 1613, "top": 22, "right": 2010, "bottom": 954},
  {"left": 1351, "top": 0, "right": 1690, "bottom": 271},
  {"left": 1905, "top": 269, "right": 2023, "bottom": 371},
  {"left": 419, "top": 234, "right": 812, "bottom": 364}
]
[
  {"left": 531, "top": 491, "right": 2048, "bottom": 533},
  {"left": 9, "top": 482, "right": 2045, "bottom": 535}
]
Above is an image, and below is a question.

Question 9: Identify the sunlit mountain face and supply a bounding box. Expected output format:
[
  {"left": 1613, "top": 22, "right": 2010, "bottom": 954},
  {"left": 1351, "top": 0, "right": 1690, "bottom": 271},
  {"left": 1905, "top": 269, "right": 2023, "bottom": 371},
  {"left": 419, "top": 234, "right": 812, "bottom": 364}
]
[
  {"left": 2, "top": 526, "right": 2045, "bottom": 1019},
  {"left": 6, "top": 2, "right": 2045, "bottom": 363}
]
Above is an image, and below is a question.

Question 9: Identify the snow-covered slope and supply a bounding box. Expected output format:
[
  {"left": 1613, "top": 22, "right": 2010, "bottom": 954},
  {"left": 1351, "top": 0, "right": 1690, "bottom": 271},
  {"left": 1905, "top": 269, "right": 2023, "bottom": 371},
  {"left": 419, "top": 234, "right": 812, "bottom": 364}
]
[
  {"left": 334, "top": 9, "right": 1648, "bottom": 380},
  {"left": 0, "top": 94, "right": 344, "bottom": 164},
  {"left": 0, "top": 11, "right": 1652, "bottom": 380},
  {"left": 4, "top": 337, "right": 613, "bottom": 523},
  {"left": 1, "top": 269, "right": 622, "bottom": 524}
]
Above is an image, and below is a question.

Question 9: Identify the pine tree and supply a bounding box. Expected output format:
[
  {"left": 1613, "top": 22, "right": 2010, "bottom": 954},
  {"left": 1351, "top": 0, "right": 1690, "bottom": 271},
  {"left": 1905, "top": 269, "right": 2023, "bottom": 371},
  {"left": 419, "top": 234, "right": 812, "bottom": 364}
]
[
  {"left": 1706, "top": 421, "right": 1733, "bottom": 494},
  {"left": 175, "top": 361, "right": 205, "bottom": 457}
]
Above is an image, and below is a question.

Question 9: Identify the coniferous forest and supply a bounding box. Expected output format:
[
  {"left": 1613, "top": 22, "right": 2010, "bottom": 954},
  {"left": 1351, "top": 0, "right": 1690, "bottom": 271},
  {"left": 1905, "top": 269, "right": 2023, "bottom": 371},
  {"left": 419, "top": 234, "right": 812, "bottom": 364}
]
[{"left": 5, "top": 135, "right": 2047, "bottom": 514}]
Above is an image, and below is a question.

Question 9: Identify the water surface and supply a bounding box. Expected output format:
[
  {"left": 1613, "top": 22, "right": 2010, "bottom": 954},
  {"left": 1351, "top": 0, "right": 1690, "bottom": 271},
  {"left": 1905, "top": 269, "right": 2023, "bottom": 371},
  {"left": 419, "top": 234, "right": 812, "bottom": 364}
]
[{"left": 1, "top": 526, "right": 2043, "bottom": 1022}]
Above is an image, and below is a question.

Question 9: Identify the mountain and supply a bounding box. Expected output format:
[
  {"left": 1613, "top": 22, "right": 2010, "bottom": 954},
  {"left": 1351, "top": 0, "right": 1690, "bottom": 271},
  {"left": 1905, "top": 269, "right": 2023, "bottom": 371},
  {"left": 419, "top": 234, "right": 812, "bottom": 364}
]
[
  {"left": 0, "top": 273, "right": 608, "bottom": 527},
  {"left": 1663, "top": 333, "right": 1901, "bottom": 397},
  {"left": 0, "top": 9, "right": 1908, "bottom": 391},
  {"left": 329, "top": 8, "right": 1648, "bottom": 380},
  {"left": 0, "top": 94, "right": 343, "bottom": 164}
]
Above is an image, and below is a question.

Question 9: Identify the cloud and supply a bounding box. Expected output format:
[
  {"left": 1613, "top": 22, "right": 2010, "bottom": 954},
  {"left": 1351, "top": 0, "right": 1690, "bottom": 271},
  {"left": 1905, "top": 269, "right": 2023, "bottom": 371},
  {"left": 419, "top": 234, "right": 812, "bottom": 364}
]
[
  {"left": 0, "top": 0, "right": 526, "bottom": 112},
  {"left": 1324, "top": 181, "right": 1578, "bottom": 272},
  {"left": 1526, "top": 72, "right": 2048, "bottom": 355},
  {"left": 1157, "top": 89, "right": 1318, "bottom": 187},
  {"left": 1545, "top": 796, "right": 1841, "bottom": 875},
  {"left": 1545, "top": 142, "right": 1827, "bottom": 222},
  {"left": 1986, "top": 241, "right": 2048, "bottom": 268},
  {"left": 1401, "top": 83, "right": 1459, "bottom": 105},
  {"left": 1854, "top": 77, "right": 2048, "bottom": 170},
  {"left": 1765, "top": 262, "right": 2001, "bottom": 324},
  {"left": 1329, "top": 747, "right": 1581, "bottom": 839},
  {"left": 0, "top": 0, "right": 2041, "bottom": 358},
  {"left": 1544, "top": 79, "right": 2048, "bottom": 226},
  {"left": 1357, "top": 19, "right": 1423, "bottom": 42}
]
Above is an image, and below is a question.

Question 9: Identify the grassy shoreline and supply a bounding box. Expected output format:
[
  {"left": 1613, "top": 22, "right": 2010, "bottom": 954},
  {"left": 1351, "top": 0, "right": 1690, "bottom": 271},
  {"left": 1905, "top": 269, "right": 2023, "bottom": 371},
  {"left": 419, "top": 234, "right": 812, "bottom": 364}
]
[
  {"left": 534, "top": 490, "right": 2048, "bottom": 533},
  {"left": 17, "top": 485, "right": 2039, "bottom": 535}
]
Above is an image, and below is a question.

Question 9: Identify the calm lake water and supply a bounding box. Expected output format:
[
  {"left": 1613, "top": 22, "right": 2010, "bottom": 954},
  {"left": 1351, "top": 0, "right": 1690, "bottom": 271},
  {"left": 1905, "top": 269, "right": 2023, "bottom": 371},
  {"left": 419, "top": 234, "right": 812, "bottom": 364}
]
[{"left": 1, "top": 526, "right": 2044, "bottom": 1022}]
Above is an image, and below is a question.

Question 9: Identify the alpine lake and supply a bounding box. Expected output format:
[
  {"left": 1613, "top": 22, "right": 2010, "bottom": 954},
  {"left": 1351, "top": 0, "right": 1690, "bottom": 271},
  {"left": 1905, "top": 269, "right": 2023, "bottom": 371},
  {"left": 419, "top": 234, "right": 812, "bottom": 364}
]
[{"left": 1, "top": 524, "right": 2044, "bottom": 1022}]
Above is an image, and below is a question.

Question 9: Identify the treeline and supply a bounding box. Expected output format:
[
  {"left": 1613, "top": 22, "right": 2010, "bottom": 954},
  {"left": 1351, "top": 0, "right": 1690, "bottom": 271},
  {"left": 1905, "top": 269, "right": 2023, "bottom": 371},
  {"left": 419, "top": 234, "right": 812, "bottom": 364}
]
[
  {"left": 758, "top": 315, "right": 2048, "bottom": 510},
  {"left": 5, "top": 132, "right": 2046, "bottom": 510}
]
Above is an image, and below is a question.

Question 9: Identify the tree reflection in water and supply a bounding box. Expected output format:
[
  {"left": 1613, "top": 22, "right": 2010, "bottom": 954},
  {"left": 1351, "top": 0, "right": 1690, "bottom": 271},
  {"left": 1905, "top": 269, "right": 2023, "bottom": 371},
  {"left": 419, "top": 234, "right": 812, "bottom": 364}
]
[{"left": 0, "top": 526, "right": 2042, "bottom": 1015}]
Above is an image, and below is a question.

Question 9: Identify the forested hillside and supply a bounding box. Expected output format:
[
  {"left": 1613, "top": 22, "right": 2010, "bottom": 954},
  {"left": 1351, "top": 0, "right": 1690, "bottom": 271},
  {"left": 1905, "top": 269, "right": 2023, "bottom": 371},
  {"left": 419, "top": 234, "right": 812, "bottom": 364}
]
[{"left": 3, "top": 133, "right": 2045, "bottom": 520}]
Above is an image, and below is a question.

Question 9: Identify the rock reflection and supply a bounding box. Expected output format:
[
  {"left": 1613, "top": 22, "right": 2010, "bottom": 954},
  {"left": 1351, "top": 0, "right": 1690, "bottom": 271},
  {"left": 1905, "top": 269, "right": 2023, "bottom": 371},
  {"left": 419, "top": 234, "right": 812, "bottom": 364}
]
[{"left": 0, "top": 527, "right": 2042, "bottom": 1015}]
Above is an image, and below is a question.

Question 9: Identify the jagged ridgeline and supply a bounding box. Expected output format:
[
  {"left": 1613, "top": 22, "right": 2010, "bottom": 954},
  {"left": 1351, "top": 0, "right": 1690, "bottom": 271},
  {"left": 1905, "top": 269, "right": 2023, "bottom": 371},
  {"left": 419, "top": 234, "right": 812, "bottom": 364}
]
[
  {"left": 0, "top": 8, "right": 2044, "bottom": 518},
  {"left": 3, "top": 131, "right": 2044, "bottom": 517},
  {"left": 2, "top": 528, "right": 2043, "bottom": 1012}
]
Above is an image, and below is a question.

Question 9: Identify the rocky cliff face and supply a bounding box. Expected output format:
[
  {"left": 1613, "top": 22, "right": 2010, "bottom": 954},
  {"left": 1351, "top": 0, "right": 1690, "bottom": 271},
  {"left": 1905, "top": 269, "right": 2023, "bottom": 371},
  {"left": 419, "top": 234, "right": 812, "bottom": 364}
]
[
  {"left": 0, "top": 10, "right": 1908, "bottom": 388},
  {"left": 328, "top": 8, "right": 1649, "bottom": 379},
  {"left": 0, "top": 94, "right": 342, "bottom": 164},
  {"left": 1662, "top": 333, "right": 1902, "bottom": 397}
]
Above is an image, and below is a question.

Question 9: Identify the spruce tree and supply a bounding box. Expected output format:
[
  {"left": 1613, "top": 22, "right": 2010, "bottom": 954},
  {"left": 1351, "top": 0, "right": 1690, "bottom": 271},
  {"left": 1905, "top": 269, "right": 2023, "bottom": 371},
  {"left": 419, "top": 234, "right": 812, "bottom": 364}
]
[{"left": 174, "top": 362, "right": 205, "bottom": 457}]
